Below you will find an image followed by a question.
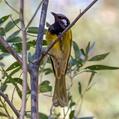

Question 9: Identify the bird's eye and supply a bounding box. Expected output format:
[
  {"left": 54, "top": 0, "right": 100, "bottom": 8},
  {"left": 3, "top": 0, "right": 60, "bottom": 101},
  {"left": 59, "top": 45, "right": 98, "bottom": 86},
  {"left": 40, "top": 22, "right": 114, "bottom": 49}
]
[{"left": 61, "top": 19, "right": 67, "bottom": 26}]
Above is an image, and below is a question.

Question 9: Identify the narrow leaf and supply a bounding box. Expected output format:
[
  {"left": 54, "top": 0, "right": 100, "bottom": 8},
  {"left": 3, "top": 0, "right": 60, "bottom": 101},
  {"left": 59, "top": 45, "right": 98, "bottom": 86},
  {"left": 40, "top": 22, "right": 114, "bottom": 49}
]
[
  {"left": 7, "top": 36, "right": 21, "bottom": 43},
  {"left": 0, "top": 112, "right": 7, "bottom": 117},
  {"left": 88, "top": 52, "right": 109, "bottom": 61},
  {"left": 0, "top": 15, "right": 10, "bottom": 25},
  {"left": 5, "top": 19, "right": 20, "bottom": 32},
  {"left": 0, "top": 84, "right": 7, "bottom": 92},
  {"left": 9, "top": 66, "right": 21, "bottom": 76},
  {"left": 78, "top": 82, "right": 82, "bottom": 95},
  {"left": 39, "top": 80, "right": 52, "bottom": 93},
  {"left": 12, "top": 42, "right": 22, "bottom": 52},
  {"left": 69, "top": 110, "right": 75, "bottom": 119},
  {"left": 44, "top": 68, "right": 53, "bottom": 75},
  {"left": 86, "top": 65, "right": 119, "bottom": 70},
  {"left": 6, "top": 62, "right": 20, "bottom": 71},
  {"left": 14, "top": 84, "right": 22, "bottom": 99},
  {"left": 7, "top": 30, "right": 20, "bottom": 41},
  {"left": 73, "top": 41, "right": 80, "bottom": 59},
  {"left": 88, "top": 72, "right": 96, "bottom": 87},
  {"left": 86, "top": 42, "right": 90, "bottom": 54},
  {"left": 69, "top": 102, "right": 76, "bottom": 108},
  {"left": 0, "top": 27, "right": 5, "bottom": 36},
  {"left": 6, "top": 78, "right": 22, "bottom": 86},
  {"left": 39, "top": 112, "right": 48, "bottom": 119},
  {"left": 27, "top": 27, "right": 39, "bottom": 34}
]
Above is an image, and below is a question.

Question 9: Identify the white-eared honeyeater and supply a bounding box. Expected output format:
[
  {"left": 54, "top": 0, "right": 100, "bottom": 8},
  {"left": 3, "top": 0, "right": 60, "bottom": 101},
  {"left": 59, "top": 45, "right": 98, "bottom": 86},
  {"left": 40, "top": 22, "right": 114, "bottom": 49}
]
[{"left": 46, "top": 12, "right": 72, "bottom": 107}]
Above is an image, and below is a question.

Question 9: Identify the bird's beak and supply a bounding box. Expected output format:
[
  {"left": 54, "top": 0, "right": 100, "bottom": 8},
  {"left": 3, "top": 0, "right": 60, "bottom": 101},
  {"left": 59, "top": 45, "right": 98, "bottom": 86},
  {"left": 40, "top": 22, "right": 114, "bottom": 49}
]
[{"left": 51, "top": 12, "right": 58, "bottom": 21}]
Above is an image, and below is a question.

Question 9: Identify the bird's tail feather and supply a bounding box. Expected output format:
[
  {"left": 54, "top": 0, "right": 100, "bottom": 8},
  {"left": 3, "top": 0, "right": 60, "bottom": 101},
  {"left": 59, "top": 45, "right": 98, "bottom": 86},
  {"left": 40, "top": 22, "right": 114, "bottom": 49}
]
[{"left": 53, "top": 75, "right": 68, "bottom": 107}]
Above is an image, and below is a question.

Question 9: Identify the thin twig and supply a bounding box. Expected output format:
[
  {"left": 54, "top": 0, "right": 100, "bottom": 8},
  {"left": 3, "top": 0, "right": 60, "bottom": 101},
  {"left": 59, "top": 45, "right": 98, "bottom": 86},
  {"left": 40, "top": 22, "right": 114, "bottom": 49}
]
[
  {"left": 74, "top": 72, "right": 96, "bottom": 118},
  {"left": 25, "top": 0, "right": 44, "bottom": 30},
  {"left": 33, "top": 0, "right": 98, "bottom": 63},
  {"left": 63, "top": 108, "right": 65, "bottom": 119},
  {"left": 4, "top": 0, "right": 19, "bottom": 14},
  {"left": 10, "top": 15, "right": 37, "bottom": 37},
  {"left": 11, "top": 87, "right": 16, "bottom": 103},
  {"left": 48, "top": 104, "right": 53, "bottom": 119},
  {"left": 0, "top": 97, "right": 11, "bottom": 118},
  {"left": 65, "top": 106, "right": 70, "bottom": 119},
  {"left": 19, "top": 0, "right": 28, "bottom": 118},
  {"left": 0, "top": 91, "right": 19, "bottom": 117},
  {"left": 0, "top": 37, "right": 23, "bottom": 65},
  {"left": 74, "top": 95, "right": 84, "bottom": 118}
]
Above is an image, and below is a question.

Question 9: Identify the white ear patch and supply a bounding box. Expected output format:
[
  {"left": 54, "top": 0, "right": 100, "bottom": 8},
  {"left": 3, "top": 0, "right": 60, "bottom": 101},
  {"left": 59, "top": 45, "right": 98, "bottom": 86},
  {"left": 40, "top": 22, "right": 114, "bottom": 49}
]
[{"left": 61, "top": 19, "right": 67, "bottom": 26}]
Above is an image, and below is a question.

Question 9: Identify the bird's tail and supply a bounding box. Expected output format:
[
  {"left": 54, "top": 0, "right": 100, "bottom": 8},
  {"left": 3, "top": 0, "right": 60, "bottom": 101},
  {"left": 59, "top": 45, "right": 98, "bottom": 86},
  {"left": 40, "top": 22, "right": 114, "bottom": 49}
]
[{"left": 53, "top": 75, "right": 68, "bottom": 107}]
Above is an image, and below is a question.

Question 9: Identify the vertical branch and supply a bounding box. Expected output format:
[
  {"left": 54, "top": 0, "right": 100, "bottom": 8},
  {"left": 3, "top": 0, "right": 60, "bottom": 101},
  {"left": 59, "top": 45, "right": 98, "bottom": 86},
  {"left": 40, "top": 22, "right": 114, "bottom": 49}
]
[
  {"left": 19, "top": 0, "right": 28, "bottom": 119},
  {"left": 29, "top": 0, "right": 49, "bottom": 119}
]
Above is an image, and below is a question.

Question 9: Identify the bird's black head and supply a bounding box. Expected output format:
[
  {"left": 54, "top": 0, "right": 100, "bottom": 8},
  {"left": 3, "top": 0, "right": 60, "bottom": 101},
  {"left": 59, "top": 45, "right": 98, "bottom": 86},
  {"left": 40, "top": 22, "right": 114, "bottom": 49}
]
[{"left": 49, "top": 12, "right": 70, "bottom": 35}]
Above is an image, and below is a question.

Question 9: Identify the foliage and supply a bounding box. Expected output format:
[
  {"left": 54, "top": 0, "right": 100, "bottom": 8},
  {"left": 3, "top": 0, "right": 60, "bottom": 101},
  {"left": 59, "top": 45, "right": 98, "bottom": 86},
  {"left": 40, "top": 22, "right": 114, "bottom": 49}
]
[{"left": 0, "top": 7, "right": 119, "bottom": 119}]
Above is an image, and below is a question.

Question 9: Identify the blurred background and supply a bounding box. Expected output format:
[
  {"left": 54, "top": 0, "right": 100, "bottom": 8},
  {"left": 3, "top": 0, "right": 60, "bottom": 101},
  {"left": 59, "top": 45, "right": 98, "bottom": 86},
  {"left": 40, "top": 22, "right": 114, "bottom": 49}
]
[{"left": 0, "top": 0, "right": 119, "bottom": 119}]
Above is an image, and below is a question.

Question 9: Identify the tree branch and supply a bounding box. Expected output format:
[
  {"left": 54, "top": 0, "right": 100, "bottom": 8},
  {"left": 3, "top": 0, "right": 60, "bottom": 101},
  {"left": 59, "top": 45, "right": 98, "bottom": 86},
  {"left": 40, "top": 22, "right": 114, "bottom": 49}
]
[
  {"left": 25, "top": 0, "right": 44, "bottom": 30},
  {"left": 34, "top": 0, "right": 98, "bottom": 63},
  {"left": 29, "top": 0, "right": 49, "bottom": 118},
  {"left": 0, "top": 37, "right": 23, "bottom": 65},
  {"left": 0, "top": 91, "right": 19, "bottom": 118},
  {"left": 4, "top": 0, "right": 19, "bottom": 14},
  {"left": 19, "top": 0, "right": 28, "bottom": 119}
]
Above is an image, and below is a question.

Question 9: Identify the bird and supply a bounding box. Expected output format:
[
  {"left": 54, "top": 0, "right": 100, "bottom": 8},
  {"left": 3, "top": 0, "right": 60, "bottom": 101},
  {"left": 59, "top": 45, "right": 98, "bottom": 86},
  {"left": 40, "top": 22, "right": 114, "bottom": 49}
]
[{"left": 46, "top": 12, "right": 72, "bottom": 107}]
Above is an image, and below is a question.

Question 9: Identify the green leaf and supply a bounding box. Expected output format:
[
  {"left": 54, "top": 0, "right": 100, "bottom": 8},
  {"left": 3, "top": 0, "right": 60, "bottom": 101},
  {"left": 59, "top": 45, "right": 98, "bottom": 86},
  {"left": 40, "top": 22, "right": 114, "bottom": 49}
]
[
  {"left": 69, "top": 102, "right": 76, "bottom": 108},
  {"left": 79, "top": 48, "right": 86, "bottom": 61},
  {"left": 88, "top": 52, "right": 109, "bottom": 61},
  {"left": 88, "top": 72, "right": 96, "bottom": 87},
  {"left": 86, "top": 42, "right": 95, "bottom": 55},
  {"left": 80, "top": 117, "right": 93, "bottom": 119},
  {"left": 9, "top": 66, "right": 21, "bottom": 76},
  {"left": 43, "top": 40, "right": 47, "bottom": 45},
  {"left": 6, "top": 78, "right": 22, "bottom": 86},
  {"left": 12, "top": 42, "right": 22, "bottom": 52},
  {"left": 69, "top": 110, "right": 75, "bottom": 119},
  {"left": 27, "top": 40, "right": 36, "bottom": 48},
  {"left": 44, "top": 68, "right": 53, "bottom": 75},
  {"left": 39, "top": 112, "right": 48, "bottom": 119},
  {"left": 0, "top": 111, "right": 7, "bottom": 117},
  {"left": 27, "top": 27, "right": 39, "bottom": 34},
  {"left": 0, "top": 44, "right": 7, "bottom": 52},
  {"left": 69, "top": 57, "right": 77, "bottom": 66},
  {"left": 0, "top": 84, "right": 7, "bottom": 92},
  {"left": 78, "top": 82, "right": 82, "bottom": 95},
  {"left": 73, "top": 41, "right": 80, "bottom": 59},
  {"left": 14, "top": 84, "right": 22, "bottom": 99},
  {"left": 25, "top": 112, "right": 48, "bottom": 119},
  {"left": 39, "top": 80, "right": 52, "bottom": 93},
  {"left": 0, "top": 27, "right": 5, "bottom": 36},
  {"left": 5, "top": 19, "right": 20, "bottom": 32},
  {"left": 7, "top": 30, "right": 20, "bottom": 41},
  {"left": 86, "top": 65, "right": 119, "bottom": 70},
  {"left": 0, "top": 15, "right": 10, "bottom": 25},
  {"left": 6, "top": 62, "right": 20, "bottom": 71},
  {"left": 86, "top": 42, "right": 90, "bottom": 55},
  {"left": 7, "top": 36, "right": 21, "bottom": 43}
]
